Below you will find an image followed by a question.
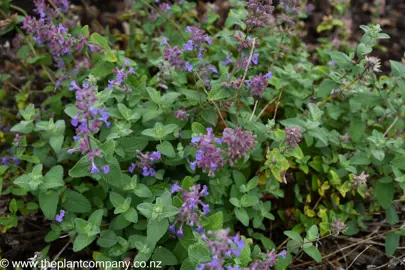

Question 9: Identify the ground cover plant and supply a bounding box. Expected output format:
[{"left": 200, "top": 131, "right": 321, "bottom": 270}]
[{"left": 1, "top": 0, "right": 405, "bottom": 269}]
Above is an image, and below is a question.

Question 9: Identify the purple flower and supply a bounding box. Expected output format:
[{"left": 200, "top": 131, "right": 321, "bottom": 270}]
[
  {"left": 184, "top": 62, "right": 193, "bottom": 72},
  {"left": 55, "top": 209, "right": 66, "bottom": 222},
  {"left": 251, "top": 53, "right": 259, "bottom": 65},
  {"left": 190, "top": 128, "right": 226, "bottom": 177},
  {"left": 129, "top": 150, "right": 161, "bottom": 176},
  {"left": 102, "top": 165, "right": 110, "bottom": 174},
  {"left": 198, "top": 229, "right": 244, "bottom": 270},
  {"left": 265, "top": 72, "right": 272, "bottom": 79},
  {"left": 183, "top": 26, "right": 212, "bottom": 57},
  {"left": 183, "top": 40, "right": 194, "bottom": 51},
  {"left": 222, "top": 55, "right": 233, "bottom": 66},
  {"left": 128, "top": 163, "right": 136, "bottom": 173},
  {"left": 163, "top": 45, "right": 185, "bottom": 69},
  {"left": 222, "top": 128, "right": 256, "bottom": 166},
  {"left": 285, "top": 126, "right": 302, "bottom": 148},
  {"left": 160, "top": 36, "right": 168, "bottom": 46},
  {"left": 174, "top": 108, "right": 189, "bottom": 120},
  {"left": 247, "top": 249, "right": 287, "bottom": 269},
  {"left": 245, "top": 74, "right": 270, "bottom": 98},
  {"left": 108, "top": 61, "right": 135, "bottom": 92},
  {"left": 246, "top": 0, "right": 275, "bottom": 29},
  {"left": 170, "top": 184, "right": 210, "bottom": 236}
]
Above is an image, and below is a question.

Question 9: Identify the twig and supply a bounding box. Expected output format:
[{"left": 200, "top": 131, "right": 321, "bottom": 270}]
[
  {"left": 43, "top": 237, "right": 73, "bottom": 270},
  {"left": 194, "top": 72, "right": 228, "bottom": 128},
  {"left": 383, "top": 116, "right": 399, "bottom": 137},
  {"left": 273, "top": 86, "right": 284, "bottom": 121},
  {"left": 236, "top": 37, "right": 256, "bottom": 126},
  {"left": 347, "top": 245, "right": 372, "bottom": 269},
  {"left": 249, "top": 100, "right": 259, "bottom": 121},
  {"left": 255, "top": 96, "right": 278, "bottom": 121}
]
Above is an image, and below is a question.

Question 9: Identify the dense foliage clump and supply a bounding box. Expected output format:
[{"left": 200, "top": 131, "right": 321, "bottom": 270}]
[{"left": 1, "top": 0, "right": 405, "bottom": 268}]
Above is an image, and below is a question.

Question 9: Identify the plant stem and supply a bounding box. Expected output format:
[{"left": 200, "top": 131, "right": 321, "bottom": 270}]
[
  {"left": 194, "top": 72, "right": 228, "bottom": 128},
  {"left": 249, "top": 100, "right": 259, "bottom": 121},
  {"left": 236, "top": 37, "right": 256, "bottom": 126}
]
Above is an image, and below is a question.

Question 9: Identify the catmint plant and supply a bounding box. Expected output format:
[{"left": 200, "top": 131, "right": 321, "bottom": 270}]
[
  {"left": 170, "top": 184, "right": 209, "bottom": 236},
  {"left": 197, "top": 228, "right": 245, "bottom": 270}
]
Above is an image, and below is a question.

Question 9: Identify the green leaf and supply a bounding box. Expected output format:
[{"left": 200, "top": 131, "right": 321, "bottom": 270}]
[
  {"left": 386, "top": 205, "right": 399, "bottom": 225},
  {"left": 157, "top": 141, "right": 176, "bottom": 158},
  {"left": 110, "top": 192, "right": 126, "bottom": 208},
  {"left": 13, "top": 175, "right": 31, "bottom": 190},
  {"left": 137, "top": 203, "right": 154, "bottom": 219},
  {"left": 90, "top": 33, "right": 110, "bottom": 51},
  {"left": 224, "top": 9, "right": 247, "bottom": 29},
  {"left": 390, "top": 60, "right": 405, "bottom": 77},
  {"left": 240, "top": 195, "right": 259, "bottom": 207},
  {"left": 102, "top": 157, "right": 123, "bottom": 188},
  {"left": 307, "top": 225, "right": 319, "bottom": 241},
  {"left": 202, "top": 110, "right": 218, "bottom": 127},
  {"left": 39, "top": 190, "right": 58, "bottom": 219},
  {"left": 73, "top": 234, "right": 97, "bottom": 252},
  {"left": 201, "top": 211, "right": 223, "bottom": 231},
  {"left": 69, "top": 156, "right": 91, "bottom": 178},
  {"left": 88, "top": 209, "right": 104, "bottom": 227},
  {"left": 235, "top": 207, "right": 249, "bottom": 226},
  {"left": 385, "top": 232, "right": 400, "bottom": 256},
  {"left": 147, "top": 218, "right": 169, "bottom": 245},
  {"left": 284, "top": 231, "right": 303, "bottom": 242},
  {"left": 303, "top": 245, "right": 322, "bottom": 263},
  {"left": 49, "top": 135, "right": 64, "bottom": 154},
  {"left": 97, "top": 230, "right": 118, "bottom": 248},
  {"left": 188, "top": 243, "right": 210, "bottom": 265},
  {"left": 133, "top": 183, "right": 152, "bottom": 198},
  {"left": 229, "top": 198, "right": 241, "bottom": 207},
  {"left": 330, "top": 51, "right": 353, "bottom": 70},
  {"left": 375, "top": 179, "right": 394, "bottom": 209},
  {"left": 146, "top": 87, "right": 161, "bottom": 104},
  {"left": 316, "top": 79, "right": 340, "bottom": 98},
  {"left": 62, "top": 189, "right": 91, "bottom": 213},
  {"left": 42, "top": 165, "right": 64, "bottom": 190},
  {"left": 152, "top": 247, "right": 178, "bottom": 266},
  {"left": 191, "top": 122, "right": 206, "bottom": 135},
  {"left": 124, "top": 207, "right": 138, "bottom": 223}
]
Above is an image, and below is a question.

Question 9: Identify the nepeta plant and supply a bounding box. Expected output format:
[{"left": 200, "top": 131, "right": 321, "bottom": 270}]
[{"left": 1, "top": 0, "right": 405, "bottom": 268}]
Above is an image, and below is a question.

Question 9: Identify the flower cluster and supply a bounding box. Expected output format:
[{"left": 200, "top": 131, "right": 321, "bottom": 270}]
[
  {"left": 169, "top": 184, "right": 209, "bottom": 236},
  {"left": 245, "top": 72, "right": 272, "bottom": 97},
  {"left": 174, "top": 108, "right": 189, "bottom": 120},
  {"left": 1, "top": 155, "right": 20, "bottom": 166},
  {"left": 33, "top": 0, "right": 69, "bottom": 20},
  {"left": 67, "top": 79, "right": 110, "bottom": 174},
  {"left": 190, "top": 128, "right": 226, "bottom": 177},
  {"left": 246, "top": 0, "right": 275, "bottom": 29},
  {"left": 55, "top": 209, "right": 66, "bottom": 222},
  {"left": 330, "top": 218, "right": 346, "bottom": 235},
  {"left": 364, "top": 56, "right": 382, "bottom": 73},
  {"left": 22, "top": 18, "right": 81, "bottom": 61},
  {"left": 248, "top": 249, "right": 287, "bottom": 269},
  {"left": 285, "top": 126, "right": 302, "bottom": 148},
  {"left": 197, "top": 62, "right": 218, "bottom": 88},
  {"left": 350, "top": 171, "right": 369, "bottom": 188},
  {"left": 222, "top": 128, "right": 256, "bottom": 166},
  {"left": 183, "top": 26, "right": 212, "bottom": 58},
  {"left": 197, "top": 228, "right": 244, "bottom": 270},
  {"left": 108, "top": 60, "right": 135, "bottom": 92},
  {"left": 161, "top": 38, "right": 191, "bottom": 71},
  {"left": 69, "top": 80, "right": 110, "bottom": 136},
  {"left": 22, "top": 0, "right": 87, "bottom": 63},
  {"left": 129, "top": 150, "right": 161, "bottom": 176}
]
